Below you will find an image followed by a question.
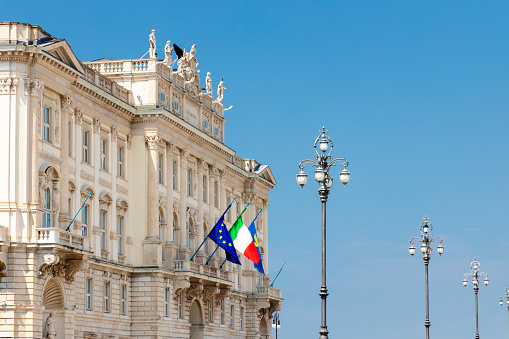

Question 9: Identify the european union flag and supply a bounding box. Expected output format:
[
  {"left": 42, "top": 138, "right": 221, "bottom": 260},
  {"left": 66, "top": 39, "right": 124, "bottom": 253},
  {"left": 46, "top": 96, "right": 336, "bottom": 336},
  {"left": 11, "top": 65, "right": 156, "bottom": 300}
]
[
  {"left": 208, "top": 215, "right": 241, "bottom": 265},
  {"left": 248, "top": 220, "right": 264, "bottom": 274}
]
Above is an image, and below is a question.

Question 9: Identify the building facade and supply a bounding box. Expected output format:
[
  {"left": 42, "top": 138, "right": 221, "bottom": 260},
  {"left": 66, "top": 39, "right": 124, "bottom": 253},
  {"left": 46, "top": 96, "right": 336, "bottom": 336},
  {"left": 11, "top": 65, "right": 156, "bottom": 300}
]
[{"left": 0, "top": 22, "right": 282, "bottom": 339}]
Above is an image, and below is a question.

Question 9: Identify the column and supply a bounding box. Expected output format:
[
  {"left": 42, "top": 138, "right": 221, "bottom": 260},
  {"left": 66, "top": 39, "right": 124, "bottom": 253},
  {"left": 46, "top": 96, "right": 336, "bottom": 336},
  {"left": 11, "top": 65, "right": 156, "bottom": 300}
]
[
  {"left": 207, "top": 166, "right": 216, "bottom": 266},
  {"left": 218, "top": 170, "right": 227, "bottom": 264},
  {"left": 143, "top": 135, "right": 162, "bottom": 266},
  {"left": 196, "top": 159, "right": 206, "bottom": 263},
  {"left": 59, "top": 95, "right": 73, "bottom": 229},
  {"left": 179, "top": 150, "right": 189, "bottom": 259},
  {"left": 165, "top": 142, "right": 176, "bottom": 263}
]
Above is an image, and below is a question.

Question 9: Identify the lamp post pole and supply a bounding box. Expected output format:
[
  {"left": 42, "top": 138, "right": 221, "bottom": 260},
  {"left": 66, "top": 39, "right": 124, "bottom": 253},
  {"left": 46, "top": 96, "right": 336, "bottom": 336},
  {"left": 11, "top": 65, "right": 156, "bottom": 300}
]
[
  {"left": 463, "top": 257, "right": 489, "bottom": 339},
  {"left": 272, "top": 312, "right": 281, "bottom": 339},
  {"left": 499, "top": 286, "right": 509, "bottom": 338},
  {"left": 296, "top": 127, "right": 350, "bottom": 339},
  {"left": 408, "top": 216, "right": 444, "bottom": 339}
]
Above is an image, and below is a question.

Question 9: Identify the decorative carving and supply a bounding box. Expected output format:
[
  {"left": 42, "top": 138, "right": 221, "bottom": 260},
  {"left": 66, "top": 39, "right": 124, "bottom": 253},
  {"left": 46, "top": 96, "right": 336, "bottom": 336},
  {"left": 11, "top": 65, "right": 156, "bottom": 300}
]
[
  {"left": 209, "top": 165, "right": 218, "bottom": 178},
  {"left": 0, "top": 77, "right": 18, "bottom": 94},
  {"left": 215, "top": 287, "right": 230, "bottom": 306},
  {"left": 206, "top": 72, "right": 212, "bottom": 95},
  {"left": 214, "top": 80, "right": 225, "bottom": 104},
  {"left": 99, "top": 193, "right": 113, "bottom": 209},
  {"left": 127, "top": 134, "right": 132, "bottom": 149},
  {"left": 61, "top": 95, "right": 74, "bottom": 111},
  {"left": 186, "top": 282, "right": 204, "bottom": 301},
  {"left": 0, "top": 245, "right": 7, "bottom": 277},
  {"left": 164, "top": 40, "right": 173, "bottom": 67},
  {"left": 144, "top": 135, "right": 161, "bottom": 150},
  {"left": 166, "top": 142, "right": 177, "bottom": 155},
  {"left": 159, "top": 196, "right": 166, "bottom": 210},
  {"left": 38, "top": 253, "right": 88, "bottom": 283},
  {"left": 29, "top": 79, "right": 44, "bottom": 96},
  {"left": 64, "top": 259, "right": 89, "bottom": 282},
  {"left": 149, "top": 29, "right": 157, "bottom": 59},
  {"left": 126, "top": 236, "right": 133, "bottom": 245},
  {"left": 93, "top": 118, "right": 101, "bottom": 133},
  {"left": 53, "top": 99, "right": 60, "bottom": 143},
  {"left": 111, "top": 127, "right": 117, "bottom": 142},
  {"left": 75, "top": 109, "right": 83, "bottom": 125},
  {"left": 45, "top": 311, "right": 57, "bottom": 338},
  {"left": 174, "top": 279, "right": 191, "bottom": 296},
  {"left": 180, "top": 150, "right": 190, "bottom": 162},
  {"left": 203, "top": 285, "right": 219, "bottom": 300}
]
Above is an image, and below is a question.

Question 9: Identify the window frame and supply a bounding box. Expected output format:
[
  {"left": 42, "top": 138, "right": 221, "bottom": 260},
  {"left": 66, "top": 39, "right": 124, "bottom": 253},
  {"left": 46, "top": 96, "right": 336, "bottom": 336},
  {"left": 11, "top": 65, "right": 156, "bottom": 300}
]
[
  {"left": 117, "top": 215, "right": 124, "bottom": 255},
  {"left": 42, "top": 187, "right": 51, "bottom": 228},
  {"left": 117, "top": 146, "right": 124, "bottom": 178},
  {"left": 100, "top": 210, "right": 108, "bottom": 251},
  {"left": 158, "top": 153, "right": 164, "bottom": 184},
  {"left": 187, "top": 168, "right": 192, "bottom": 197},
  {"left": 82, "top": 130, "right": 90, "bottom": 164},
  {"left": 164, "top": 287, "right": 170, "bottom": 317},
  {"left": 82, "top": 204, "right": 89, "bottom": 236},
  {"left": 203, "top": 175, "right": 207, "bottom": 203},
  {"left": 120, "top": 284, "right": 127, "bottom": 315},
  {"left": 85, "top": 278, "right": 92, "bottom": 311},
  {"left": 43, "top": 106, "right": 51, "bottom": 143},
  {"left": 104, "top": 281, "right": 110, "bottom": 313},
  {"left": 100, "top": 138, "right": 108, "bottom": 171},
  {"left": 172, "top": 160, "right": 177, "bottom": 190}
]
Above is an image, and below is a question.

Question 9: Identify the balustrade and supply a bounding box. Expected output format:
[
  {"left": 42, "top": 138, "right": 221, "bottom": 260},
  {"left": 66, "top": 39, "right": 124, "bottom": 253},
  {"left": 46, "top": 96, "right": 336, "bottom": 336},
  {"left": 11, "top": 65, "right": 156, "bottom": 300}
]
[{"left": 36, "top": 227, "right": 84, "bottom": 249}]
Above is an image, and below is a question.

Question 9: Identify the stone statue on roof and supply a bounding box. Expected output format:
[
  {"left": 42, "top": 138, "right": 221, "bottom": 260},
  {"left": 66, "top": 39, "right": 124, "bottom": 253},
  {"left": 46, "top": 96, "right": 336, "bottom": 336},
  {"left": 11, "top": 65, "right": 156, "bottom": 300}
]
[
  {"left": 149, "top": 29, "right": 156, "bottom": 59},
  {"left": 164, "top": 40, "right": 173, "bottom": 67},
  {"left": 206, "top": 72, "right": 212, "bottom": 95},
  {"left": 215, "top": 80, "right": 226, "bottom": 104}
]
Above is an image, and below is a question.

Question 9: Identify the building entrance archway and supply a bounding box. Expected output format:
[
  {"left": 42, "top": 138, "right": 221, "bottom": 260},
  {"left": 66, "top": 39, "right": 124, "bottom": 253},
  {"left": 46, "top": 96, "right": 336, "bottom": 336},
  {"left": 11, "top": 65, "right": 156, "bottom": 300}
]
[{"left": 190, "top": 299, "right": 204, "bottom": 339}]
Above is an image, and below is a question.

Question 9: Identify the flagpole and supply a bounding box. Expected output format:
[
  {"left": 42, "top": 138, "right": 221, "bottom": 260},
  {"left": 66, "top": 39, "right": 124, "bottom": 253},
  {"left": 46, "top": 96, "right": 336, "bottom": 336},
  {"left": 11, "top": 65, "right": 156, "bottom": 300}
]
[
  {"left": 205, "top": 245, "right": 219, "bottom": 265},
  {"left": 253, "top": 208, "right": 263, "bottom": 223},
  {"left": 65, "top": 191, "right": 91, "bottom": 232},
  {"left": 193, "top": 197, "right": 236, "bottom": 262},
  {"left": 270, "top": 261, "right": 287, "bottom": 287},
  {"left": 220, "top": 258, "right": 227, "bottom": 269}
]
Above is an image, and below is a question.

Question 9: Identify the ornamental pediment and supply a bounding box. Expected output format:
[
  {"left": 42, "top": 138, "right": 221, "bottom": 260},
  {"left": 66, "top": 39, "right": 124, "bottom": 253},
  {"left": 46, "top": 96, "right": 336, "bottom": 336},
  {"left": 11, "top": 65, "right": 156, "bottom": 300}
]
[{"left": 40, "top": 39, "right": 85, "bottom": 74}]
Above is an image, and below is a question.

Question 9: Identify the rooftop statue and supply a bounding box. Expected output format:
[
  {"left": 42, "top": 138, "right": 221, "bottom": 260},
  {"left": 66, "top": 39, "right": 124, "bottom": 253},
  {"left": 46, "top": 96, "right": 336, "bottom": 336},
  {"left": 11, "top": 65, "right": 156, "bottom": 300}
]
[
  {"left": 149, "top": 29, "right": 156, "bottom": 59},
  {"left": 206, "top": 72, "right": 212, "bottom": 95},
  {"left": 215, "top": 80, "right": 226, "bottom": 104},
  {"left": 163, "top": 40, "right": 173, "bottom": 67}
]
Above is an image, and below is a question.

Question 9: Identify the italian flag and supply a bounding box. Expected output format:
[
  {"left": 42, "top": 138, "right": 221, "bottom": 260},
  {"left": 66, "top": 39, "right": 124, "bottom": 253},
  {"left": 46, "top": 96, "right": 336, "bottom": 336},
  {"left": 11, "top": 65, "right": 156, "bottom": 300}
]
[{"left": 229, "top": 208, "right": 261, "bottom": 265}]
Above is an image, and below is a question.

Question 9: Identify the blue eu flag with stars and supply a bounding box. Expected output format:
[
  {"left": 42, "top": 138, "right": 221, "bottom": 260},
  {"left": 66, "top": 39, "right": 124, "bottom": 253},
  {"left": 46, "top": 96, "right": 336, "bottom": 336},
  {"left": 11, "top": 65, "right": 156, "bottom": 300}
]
[{"left": 208, "top": 215, "right": 241, "bottom": 265}]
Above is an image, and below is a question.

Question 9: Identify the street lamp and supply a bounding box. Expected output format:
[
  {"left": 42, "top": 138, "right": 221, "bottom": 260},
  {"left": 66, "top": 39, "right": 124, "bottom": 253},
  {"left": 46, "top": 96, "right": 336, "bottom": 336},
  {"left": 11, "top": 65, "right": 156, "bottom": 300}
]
[
  {"left": 408, "top": 216, "right": 444, "bottom": 339},
  {"left": 272, "top": 312, "right": 281, "bottom": 339},
  {"left": 463, "top": 257, "right": 489, "bottom": 339},
  {"left": 500, "top": 286, "right": 509, "bottom": 338},
  {"left": 296, "top": 127, "right": 350, "bottom": 339}
]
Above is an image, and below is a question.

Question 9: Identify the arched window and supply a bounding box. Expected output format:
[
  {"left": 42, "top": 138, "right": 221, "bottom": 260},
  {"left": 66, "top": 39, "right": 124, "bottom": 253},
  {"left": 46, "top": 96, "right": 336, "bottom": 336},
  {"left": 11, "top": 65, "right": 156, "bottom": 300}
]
[
  {"left": 159, "top": 208, "right": 166, "bottom": 261},
  {"left": 42, "top": 188, "right": 51, "bottom": 228}
]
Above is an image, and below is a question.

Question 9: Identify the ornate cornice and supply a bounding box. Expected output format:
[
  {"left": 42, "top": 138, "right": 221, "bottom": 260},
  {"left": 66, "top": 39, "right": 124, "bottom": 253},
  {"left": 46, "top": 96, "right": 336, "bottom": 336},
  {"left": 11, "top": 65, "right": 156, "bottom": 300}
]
[
  {"left": 0, "top": 77, "right": 18, "bottom": 95},
  {"left": 144, "top": 135, "right": 161, "bottom": 150},
  {"left": 37, "top": 253, "right": 89, "bottom": 283}
]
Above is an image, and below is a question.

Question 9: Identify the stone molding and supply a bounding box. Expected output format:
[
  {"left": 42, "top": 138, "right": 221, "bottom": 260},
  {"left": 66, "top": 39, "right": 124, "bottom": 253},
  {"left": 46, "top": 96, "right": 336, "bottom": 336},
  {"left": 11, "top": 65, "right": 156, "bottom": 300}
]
[
  {"left": 111, "top": 126, "right": 117, "bottom": 142},
  {"left": 0, "top": 77, "right": 18, "bottom": 94},
  {"left": 203, "top": 285, "right": 220, "bottom": 300},
  {"left": 144, "top": 135, "right": 161, "bottom": 150},
  {"left": 38, "top": 253, "right": 89, "bottom": 283},
  {"left": 186, "top": 282, "right": 204, "bottom": 301},
  {"left": 75, "top": 108, "right": 83, "bottom": 125},
  {"left": 215, "top": 287, "right": 230, "bottom": 306},
  {"left": 173, "top": 278, "right": 191, "bottom": 297}
]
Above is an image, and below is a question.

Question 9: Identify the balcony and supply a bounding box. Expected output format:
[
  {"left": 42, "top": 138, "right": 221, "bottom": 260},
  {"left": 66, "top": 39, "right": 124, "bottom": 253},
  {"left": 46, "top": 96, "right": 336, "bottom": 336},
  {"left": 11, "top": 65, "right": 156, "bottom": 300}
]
[
  {"left": 36, "top": 227, "right": 85, "bottom": 250},
  {"left": 255, "top": 286, "right": 283, "bottom": 300},
  {"left": 173, "top": 260, "right": 233, "bottom": 283}
]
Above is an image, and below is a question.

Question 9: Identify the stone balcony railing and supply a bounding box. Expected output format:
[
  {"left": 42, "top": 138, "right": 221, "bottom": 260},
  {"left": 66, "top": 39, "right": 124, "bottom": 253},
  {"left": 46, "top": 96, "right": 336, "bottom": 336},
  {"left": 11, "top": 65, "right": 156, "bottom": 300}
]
[
  {"left": 173, "top": 260, "right": 231, "bottom": 282},
  {"left": 81, "top": 64, "right": 133, "bottom": 104},
  {"left": 255, "top": 286, "right": 283, "bottom": 299},
  {"left": 85, "top": 59, "right": 157, "bottom": 75},
  {"left": 36, "top": 227, "right": 84, "bottom": 250}
]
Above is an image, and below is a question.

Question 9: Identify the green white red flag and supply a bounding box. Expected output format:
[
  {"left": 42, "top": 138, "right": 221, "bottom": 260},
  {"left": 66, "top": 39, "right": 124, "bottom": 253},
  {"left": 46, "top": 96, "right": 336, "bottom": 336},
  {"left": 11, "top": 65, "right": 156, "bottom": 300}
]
[{"left": 229, "top": 206, "right": 261, "bottom": 264}]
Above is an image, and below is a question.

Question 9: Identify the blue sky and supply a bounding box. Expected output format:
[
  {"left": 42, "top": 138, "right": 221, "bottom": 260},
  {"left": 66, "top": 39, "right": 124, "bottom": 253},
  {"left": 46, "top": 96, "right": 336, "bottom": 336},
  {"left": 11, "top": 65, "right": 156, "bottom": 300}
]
[{"left": 4, "top": 1, "right": 509, "bottom": 337}]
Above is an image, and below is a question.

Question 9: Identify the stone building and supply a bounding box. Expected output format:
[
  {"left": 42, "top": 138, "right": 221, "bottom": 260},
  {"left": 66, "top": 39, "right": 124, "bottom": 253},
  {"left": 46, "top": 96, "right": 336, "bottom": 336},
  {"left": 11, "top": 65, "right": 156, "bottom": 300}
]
[{"left": 0, "top": 22, "right": 282, "bottom": 338}]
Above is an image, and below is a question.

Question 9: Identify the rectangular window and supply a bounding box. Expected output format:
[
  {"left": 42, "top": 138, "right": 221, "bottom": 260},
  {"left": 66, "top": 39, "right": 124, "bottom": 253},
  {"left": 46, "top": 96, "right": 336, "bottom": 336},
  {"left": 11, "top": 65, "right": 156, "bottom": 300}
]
[
  {"left": 165, "top": 287, "right": 170, "bottom": 317},
  {"left": 203, "top": 176, "right": 207, "bottom": 203},
  {"left": 43, "top": 107, "right": 51, "bottom": 143},
  {"left": 104, "top": 281, "right": 110, "bottom": 313},
  {"left": 158, "top": 153, "right": 164, "bottom": 184},
  {"left": 82, "top": 204, "right": 89, "bottom": 237},
  {"left": 85, "top": 278, "right": 92, "bottom": 310},
  {"left": 214, "top": 181, "right": 218, "bottom": 208},
  {"left": 187, "top": 168, "right": 192, "bottom": 197},
  {"left": 220, "top": 299, "right": 224, "bottom": 324},
  {"left": 172, "top": 160, "right": 177, "bottom": 190},
  {"left": 117, "top": 216, "right": 124, "bottom": 255},
  {"left": 227, "top": 198, "right": 231, "bottom": 222},
  {"left": 117, "top": 147, "right": 124, "bottom": 178},
  {"left": 178, "top": 290, "right": 184, "bottom": 319},
  {"left": 68, "top": 120, "right": 73, "bottom": 157},
  {"left": 100, "top": 138, "right": 108, "bottom": 171},
  {"left": 82, "top": 130, "right": 89, "bottom": 163},
  {"left": 208, "top": 296, "right": 213, "bottom": 323},
  {"left": 230, "top": 305, "right": 234, "bottom": 329},
  {"left": 100, "top": 210, "right": 107, "bottom": 251},
  {"left": 120, "top": 285, "right": 126, "bottom": 315},
  {"left": 240, "top": 307, "right": 244, "bottom": 330},
  {"left": 236, "top": 200, "right": 240, "bottom": 215},
  {"left": 42, "top": 187, "right": 51, "bottom": 228}
]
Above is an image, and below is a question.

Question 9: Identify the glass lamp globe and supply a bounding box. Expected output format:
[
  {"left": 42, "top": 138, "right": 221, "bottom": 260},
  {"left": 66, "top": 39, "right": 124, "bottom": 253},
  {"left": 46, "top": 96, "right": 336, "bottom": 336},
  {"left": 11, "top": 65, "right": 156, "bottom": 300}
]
[
  {"left": 325, "top": 176, "right": 333, "bottom": 188},
  {"left": 409, "top": 245, "right": 416, "bottom": 256},
  {"left": 339, "top": 169, "right": 350, "bottom": 186},
  {"left": 437, "top": 244, "right": 444, "bottom": 255},
  {"left": 314, "top": 167, "right": 325, "bottom": 182},
  {"left": 506, "top": 299, "right": 509, "bottom": 305},
  {"left": 473, "top": 279, "right": 479, "bottom": 286},
  {"left": 463, "top": 278, "right": 468, "bottom": 287},
  {"left": 296, "top": 170, "right": 308, "bottom": 187},
  {"left": 500, "top": 299, "right": 504, "bottom": 306},
  {"left": 422, "top": 224, "right": 430, "bottom": 234},
  {"left": 272, "top": 323, "right": 276, "bottom": 329},
  {"left": 319, "top": 138, "right": 328, "bottom": 152},
  {"left": 473, "top": 262, "right": 478, "bottom": 270},
  {"left": 484, "top": 278, "right": 489, "bottom": 286},
  {"left": 420, "top": 243, "right": 427, "bottom": 253}
]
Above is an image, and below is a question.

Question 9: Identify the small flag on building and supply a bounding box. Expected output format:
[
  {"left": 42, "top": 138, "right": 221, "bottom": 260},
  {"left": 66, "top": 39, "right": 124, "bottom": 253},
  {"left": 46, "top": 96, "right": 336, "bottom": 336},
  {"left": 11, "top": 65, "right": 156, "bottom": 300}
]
[
  {"left": 207, "top": 204, "right": 241, "bottom": 265},
  {"left": 229, "top": 206, "right": 261, "bottom": 265},
  {"left": 173, "top": 43, "right": 184, "bottom": 59}
]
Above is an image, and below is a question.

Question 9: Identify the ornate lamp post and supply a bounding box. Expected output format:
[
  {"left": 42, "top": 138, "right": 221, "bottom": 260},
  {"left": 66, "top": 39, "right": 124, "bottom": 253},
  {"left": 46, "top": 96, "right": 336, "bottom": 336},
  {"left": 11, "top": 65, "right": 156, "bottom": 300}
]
[
  {"left": 463, "top": 257, "right": 489, "bottom": 339},
  {"left": 499, "top": 286, "right": 509, "bottom": 339},
  {"left": 296, "top": 127, "right": 350, "bottom": 339},
  {"left": 272, "top": 312, "right": 281, "bottom": 339},
  {"left": 408, "top": 216, "right": 444, "bottom": 339}
]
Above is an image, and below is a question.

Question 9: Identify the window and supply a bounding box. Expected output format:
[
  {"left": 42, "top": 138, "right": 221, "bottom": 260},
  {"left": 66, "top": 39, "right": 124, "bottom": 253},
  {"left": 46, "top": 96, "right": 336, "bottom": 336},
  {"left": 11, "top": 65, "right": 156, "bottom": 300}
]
[
  {"left": 42, "top": 187, "right": 51, "bottom": 228},
  {"left": 117, "top": 216, "right": 124, "bottom": 255},
  {"left": 214, "top": 181, "right": 218, "bottom": 208},
  {"left": 43, "top": 107, "right": 51, "bottom": 143},
  {"left": 230, "top": 305, "right": 234, "bottom": 329},
  {"left": 68, "top": 120, "right": 73, "bottom": 157},
  {"left": 174, "top": 101, "right": 179, "bottom": 110},
  {"left": 203, "top": 176, "right": 207, "bottom": 203},
  {"left": 159, "top": 213, "right": 165, "bottom": 261},
  {"left": 120, "top": 285, "right": 127, "bottom": 315},
  {"left": 178, "top": 290, "right": 184, "bottom": 319},
  {"left": 164, "top": 287, "right": 170, "bottom": 317},
  {"left": 214, "top": 127, "right": 218, "bottom": 135},
  {"left": 159, "top": 92, "right": 165, "bottom": 102},
  {"left": 85, "top": 278, "right": 92, "bottom": 310},
  {"left": 100, "top": 138, "right": 108, "bottom": 171},
  {"left": 104, "top": 281, "right": 110, "bottom": 313},
  {"left": 100, "top": 210, "right": 107, "bottom": 251},
  {"left": 172, "top": 161, "right": 177, "bottom": 190},
  {"left": 203, "top": 120, "right": 208, "bottom": 128},
  {"left": 117, "top": 147, "right": 124, "bottom": 178},
  {"left": 208, "top": 296, "right": 213, "bottom": 323},
  {"left": 240, "top": 307, "right": 244, "bottom": 330},
  {"left": 220, "top": 299, "right": 224, "bottom": 324},
  {"left": 226, "top": 198, "right": 231, "bottom": 222},
  {"left": 82, "top": 130, "right": 89, "bottom": 163},
  {"left": 186, "top": 220, "right": 192, "bottom": 251},
  {"left": 158, "top": 153, "right": 164, "bottom": 184},
  {"left": 236, "top": 200, "right": 240, "bottom": 215},
  {"left": 187, "top": 168, "right": 192, "bottom": 197},
  {"left": 82, "top": 204, "right": 89, "bottom": 236}
]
